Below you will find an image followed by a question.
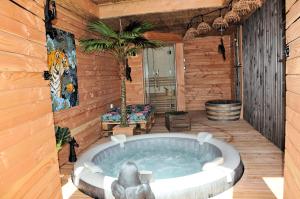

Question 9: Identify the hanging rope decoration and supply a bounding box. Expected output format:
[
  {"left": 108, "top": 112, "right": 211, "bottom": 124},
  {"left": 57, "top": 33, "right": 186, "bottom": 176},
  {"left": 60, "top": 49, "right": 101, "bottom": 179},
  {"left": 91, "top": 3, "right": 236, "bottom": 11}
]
[
  {"left": 232, "top": 1, "right": 251, "bottom": 16},
  {"left": 241, "top": 0, "right": 262, "bottom": 9},
  {"left": 183, "top": 0, "right": 264, "bottom": 39},
  {"left": 224, "top": 10, "right": 240, "bottom": 24},
  {"left": 197, "top": 16, "right": 212, "bottom": 35},
  {"left": 183, "top": 27, "right": 198, "bottom": 40}
]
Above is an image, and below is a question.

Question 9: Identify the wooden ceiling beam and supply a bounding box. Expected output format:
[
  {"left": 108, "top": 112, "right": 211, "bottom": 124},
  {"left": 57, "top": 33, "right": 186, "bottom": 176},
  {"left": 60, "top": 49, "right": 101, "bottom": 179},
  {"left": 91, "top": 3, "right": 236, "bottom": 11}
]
[
  {"left": 56, "top": 0, "right": 99, "bottom": 19},
  {"left": 98, "top": 0, "right": 226, "bottom": 19},
  {"left": 144, "top": 31, "right": 183, "bottom": 42}
]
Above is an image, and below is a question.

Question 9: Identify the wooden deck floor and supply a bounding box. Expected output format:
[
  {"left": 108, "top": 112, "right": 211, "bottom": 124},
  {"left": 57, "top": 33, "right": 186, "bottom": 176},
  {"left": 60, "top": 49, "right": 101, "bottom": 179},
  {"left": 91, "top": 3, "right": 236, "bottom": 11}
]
[{"left": 60, "top": 111, "right": 283, "bottom": 199}]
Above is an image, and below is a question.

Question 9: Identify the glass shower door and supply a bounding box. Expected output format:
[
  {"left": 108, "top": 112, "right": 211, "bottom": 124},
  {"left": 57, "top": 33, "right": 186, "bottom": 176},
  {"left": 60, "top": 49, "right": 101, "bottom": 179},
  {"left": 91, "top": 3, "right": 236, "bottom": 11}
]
[{"left": 143, "top": 45, "right": 176, "bottom": 113}]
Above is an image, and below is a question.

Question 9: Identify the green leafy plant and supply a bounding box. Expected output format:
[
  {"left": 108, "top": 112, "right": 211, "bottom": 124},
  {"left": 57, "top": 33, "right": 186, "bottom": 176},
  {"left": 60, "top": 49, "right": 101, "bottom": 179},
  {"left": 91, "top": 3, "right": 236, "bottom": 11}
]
[
  {"left": 80, "top": 21, "right": 161, "bottom": 127},
  {"left": 55, "top": 126, "right": 72, "bottom": 151}
]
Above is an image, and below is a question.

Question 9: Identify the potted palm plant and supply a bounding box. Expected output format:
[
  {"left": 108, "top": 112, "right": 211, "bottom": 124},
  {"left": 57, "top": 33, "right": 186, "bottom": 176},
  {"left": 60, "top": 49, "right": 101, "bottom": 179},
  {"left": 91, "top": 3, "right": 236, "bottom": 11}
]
[{"left": 80, "top": 21, "right": 161, "bottom": 128}]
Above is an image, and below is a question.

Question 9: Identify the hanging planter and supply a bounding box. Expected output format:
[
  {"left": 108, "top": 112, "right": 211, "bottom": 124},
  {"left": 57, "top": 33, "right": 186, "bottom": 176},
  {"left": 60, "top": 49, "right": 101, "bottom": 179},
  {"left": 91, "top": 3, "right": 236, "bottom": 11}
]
[
  {"left": 232, "top": 1, "right": 251, "bottom": 16},
  {"left": 224, "top": 10, "right": 240, "bottom": 24},
  {"left": 241, "top": 0, "right": 262, "bottom": 9},
  {"left": 183, "top": 27, "right": 198, "bottom": 40},
  {"left": 212, "top": 16, "right": 229, "bottom": 30}
]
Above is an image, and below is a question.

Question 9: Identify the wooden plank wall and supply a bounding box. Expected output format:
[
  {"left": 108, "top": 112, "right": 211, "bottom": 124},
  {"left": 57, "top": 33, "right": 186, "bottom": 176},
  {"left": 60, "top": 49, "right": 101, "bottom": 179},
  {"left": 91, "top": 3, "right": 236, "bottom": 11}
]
[
  {"left": 53, "top": 3, "right": 121, "bottom": 165},
  {"left": 242, "top": 0, "right": 285, "bottom": 149},
  {"left": 126, "top": 54, "right": 145, "bottom": 104},
  {"left": 0, "top": 0, "right": 62, "bottom": 198},
  {"left": 183, "top": 36, "right": 233, "bottom": 111},
  {"left": 284, "top": 0, "right": 300, "bottom": 197}
]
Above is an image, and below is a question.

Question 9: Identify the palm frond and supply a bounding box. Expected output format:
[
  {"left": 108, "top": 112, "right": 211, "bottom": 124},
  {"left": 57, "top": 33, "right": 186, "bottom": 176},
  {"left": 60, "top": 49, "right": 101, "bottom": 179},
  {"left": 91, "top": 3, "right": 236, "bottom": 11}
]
[
  {"left": 81, "top": 21, "right": 161, "bottom": 56},
  {"left": 123, "top": 21, "right": 142, "bottom": 32},
  {"left": 80, "top": 39, "right": 115, "bottom": 52},
  {"left": 88, "top": 21, "right": 118, "bottom": 39},
  {"left": 126, "top": 47, "right": 139, "bottom": 56},
  {"left": 124, "top": 21, "right": 154, "bottom": 34},
  {"left": 129, "top": 36, "right": 162, "bottom": 49},
  {"left": 138, "top": 22, "right": 155, "bottom": 33},
  {"left": 120, "top": 31, "right": 141, "bottom": 40}
]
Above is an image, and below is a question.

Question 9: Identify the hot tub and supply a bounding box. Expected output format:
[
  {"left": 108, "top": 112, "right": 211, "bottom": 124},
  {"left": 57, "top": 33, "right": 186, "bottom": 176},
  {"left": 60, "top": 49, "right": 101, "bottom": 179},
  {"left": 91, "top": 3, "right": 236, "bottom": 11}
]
[{"left": 72, "top": 133, "right": 244, "bottom": 199}]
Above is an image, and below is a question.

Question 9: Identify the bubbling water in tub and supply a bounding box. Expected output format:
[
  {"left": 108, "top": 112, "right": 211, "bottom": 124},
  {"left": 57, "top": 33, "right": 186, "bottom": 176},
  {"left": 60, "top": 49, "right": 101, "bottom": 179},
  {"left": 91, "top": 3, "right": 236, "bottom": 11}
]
[{"left": 92, "top": 137, "right": 222, "bottom": 180}]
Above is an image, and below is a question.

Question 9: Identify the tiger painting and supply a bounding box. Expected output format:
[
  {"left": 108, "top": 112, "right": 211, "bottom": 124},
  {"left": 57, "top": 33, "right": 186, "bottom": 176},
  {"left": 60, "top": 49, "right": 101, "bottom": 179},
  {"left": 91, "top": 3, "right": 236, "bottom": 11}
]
[
  {"left": 46, "top": 28, "right": 79, "bottom": 112},
  {"left": 48, "top": 50, "right": 70, "bottom": 98}
]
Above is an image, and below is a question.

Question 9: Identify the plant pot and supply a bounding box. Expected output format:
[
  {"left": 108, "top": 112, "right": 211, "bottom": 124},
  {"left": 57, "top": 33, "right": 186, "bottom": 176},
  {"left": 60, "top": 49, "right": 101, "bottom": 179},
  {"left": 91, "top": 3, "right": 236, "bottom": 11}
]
[{"left": 113, "top": 125, "right": 136, "bottom": 136}]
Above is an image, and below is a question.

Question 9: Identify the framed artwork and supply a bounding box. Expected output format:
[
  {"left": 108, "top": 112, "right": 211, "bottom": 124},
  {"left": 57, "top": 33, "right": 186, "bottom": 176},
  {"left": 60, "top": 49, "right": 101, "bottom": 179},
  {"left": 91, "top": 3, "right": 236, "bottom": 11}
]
[{"left": 46, "top": 28, "right": 79, "bottom": 112}]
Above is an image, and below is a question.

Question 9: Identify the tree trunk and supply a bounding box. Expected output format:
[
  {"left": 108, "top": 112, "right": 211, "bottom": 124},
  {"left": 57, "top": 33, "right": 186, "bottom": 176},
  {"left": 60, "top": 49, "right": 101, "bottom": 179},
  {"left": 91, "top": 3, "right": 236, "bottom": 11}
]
[{"left": 120, "top": 61, "right": 128, "bottom": 127}]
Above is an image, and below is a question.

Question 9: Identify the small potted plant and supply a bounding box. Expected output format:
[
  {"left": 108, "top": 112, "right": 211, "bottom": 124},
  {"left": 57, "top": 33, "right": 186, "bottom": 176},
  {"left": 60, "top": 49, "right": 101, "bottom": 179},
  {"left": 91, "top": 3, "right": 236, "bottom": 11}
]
[{"left": 55, "top": 126, "right": 72, "bottom": 151}]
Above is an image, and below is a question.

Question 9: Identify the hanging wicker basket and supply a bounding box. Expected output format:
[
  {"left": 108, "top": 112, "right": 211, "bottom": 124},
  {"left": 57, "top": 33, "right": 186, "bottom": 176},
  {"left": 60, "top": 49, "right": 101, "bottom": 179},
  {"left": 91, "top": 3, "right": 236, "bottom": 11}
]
[
  {"left": 197, "top": 22, "right": 212, "bottom": 35},
  {"left": 212, "top": 16, "right": 229, "bottom": 30},
  {"left": 224, "top": 10, "right": 240, "bottom": 24},
  {"left": 233, "top": 1, "right": 251, "bottom": 16},
  {"left": 183, "top": 27, "right": 198, "bottom": 40},
  {"left": 241, "top": 0, "right": 262, "bottom": 9}
]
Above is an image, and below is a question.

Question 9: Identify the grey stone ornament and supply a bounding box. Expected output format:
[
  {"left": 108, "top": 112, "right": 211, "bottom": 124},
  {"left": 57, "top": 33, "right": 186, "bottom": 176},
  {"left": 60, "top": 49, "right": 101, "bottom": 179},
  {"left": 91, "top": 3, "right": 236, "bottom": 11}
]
[{"left": 111, "top": 162, "right": 155, "bottom": 199}]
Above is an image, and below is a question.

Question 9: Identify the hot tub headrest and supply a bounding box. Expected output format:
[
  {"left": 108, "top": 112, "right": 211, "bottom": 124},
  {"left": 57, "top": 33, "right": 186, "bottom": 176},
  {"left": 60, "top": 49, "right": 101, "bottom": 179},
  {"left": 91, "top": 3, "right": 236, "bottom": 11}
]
[
  {"left": 197, "top": 132, "right": 213, "bottom": 145},
  {"left": 202, "top": 157, "right": 224, "bottom": 171},
  {"left": 84, "top": 161, "right": 103, "bottom": 174}
]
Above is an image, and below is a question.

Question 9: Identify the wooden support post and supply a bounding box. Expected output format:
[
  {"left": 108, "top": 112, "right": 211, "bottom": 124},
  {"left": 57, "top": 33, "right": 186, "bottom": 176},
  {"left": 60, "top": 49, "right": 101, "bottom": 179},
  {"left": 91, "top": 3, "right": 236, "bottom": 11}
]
[{"left": 239, "top": 25, "right": 244, "bottom": 119}]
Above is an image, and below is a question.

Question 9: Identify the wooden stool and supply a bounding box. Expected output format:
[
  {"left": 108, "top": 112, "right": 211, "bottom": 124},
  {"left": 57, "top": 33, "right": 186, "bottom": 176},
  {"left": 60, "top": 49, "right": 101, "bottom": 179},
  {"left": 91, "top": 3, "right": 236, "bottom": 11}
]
[{"left": 165, "top": 112, "right": 191, "bottom": 132}]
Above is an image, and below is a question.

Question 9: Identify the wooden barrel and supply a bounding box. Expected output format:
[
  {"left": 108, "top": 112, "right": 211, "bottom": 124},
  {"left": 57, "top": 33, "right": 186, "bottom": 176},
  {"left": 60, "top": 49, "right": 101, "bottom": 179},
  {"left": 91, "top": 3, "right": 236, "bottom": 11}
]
[{"left": 205, "top": 100, "right": 241, "bottom": 121}]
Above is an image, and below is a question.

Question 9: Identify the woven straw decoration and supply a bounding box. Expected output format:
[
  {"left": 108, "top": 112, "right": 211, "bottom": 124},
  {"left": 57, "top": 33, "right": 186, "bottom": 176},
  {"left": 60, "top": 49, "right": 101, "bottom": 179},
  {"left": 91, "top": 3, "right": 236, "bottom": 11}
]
[
  {"left": 197, "top": 22, "right": 212, "bottom": 35},
  {"left": 224, "top": 10, "right": 240, "bottom": 23},
  {"left": 183, "top": 27, "right": 198, "bottom": 40},
  {"left": 241, "top": 0, "right": 262, "bottom": 9},
  {"left": 212, "top": 16, "right": 229, "bottom": 30},
  {"left": 232, "top": 1, "right": 251, "bottom": 16}
]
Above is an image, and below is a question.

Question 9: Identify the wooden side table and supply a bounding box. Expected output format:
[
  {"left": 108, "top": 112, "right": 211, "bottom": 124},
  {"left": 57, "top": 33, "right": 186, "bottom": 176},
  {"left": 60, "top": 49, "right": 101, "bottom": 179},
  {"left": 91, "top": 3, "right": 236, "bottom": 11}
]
[{"left": 165, "top": 111, "right": 191, "bottom": 132}]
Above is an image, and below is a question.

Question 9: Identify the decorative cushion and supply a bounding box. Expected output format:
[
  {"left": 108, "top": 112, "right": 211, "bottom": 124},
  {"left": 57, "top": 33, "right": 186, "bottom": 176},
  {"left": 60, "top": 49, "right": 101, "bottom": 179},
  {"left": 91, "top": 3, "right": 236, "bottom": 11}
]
[{"left": 101, "top": 104, "right": 154, "bottom": 123}]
